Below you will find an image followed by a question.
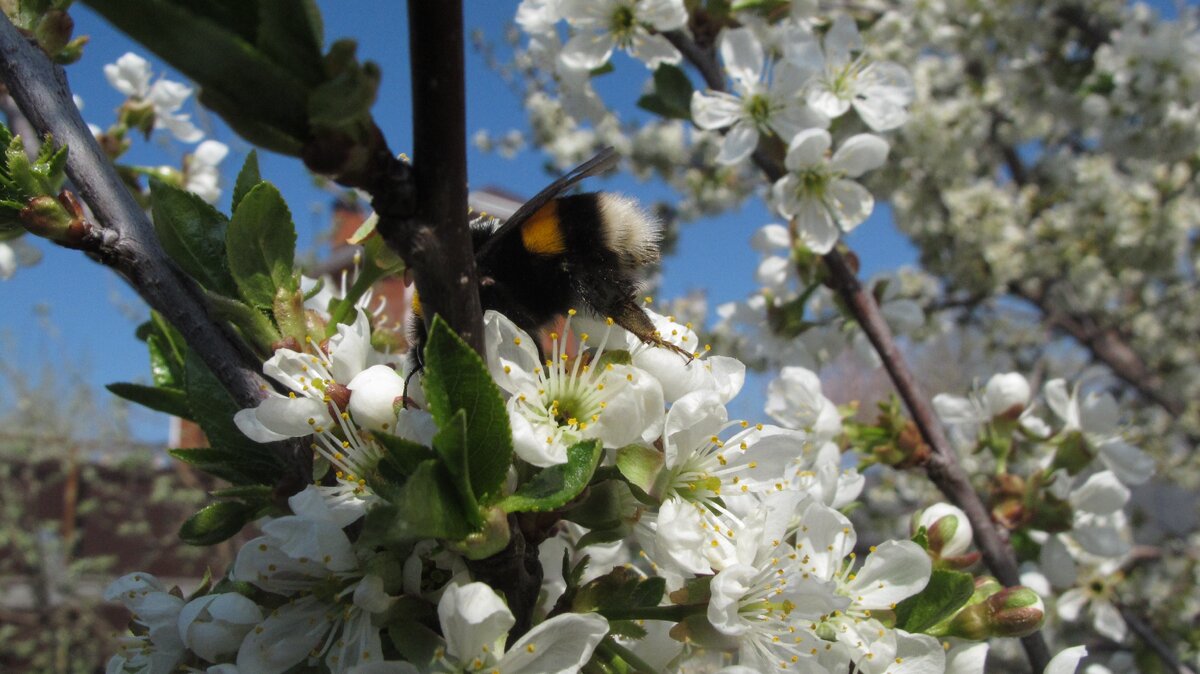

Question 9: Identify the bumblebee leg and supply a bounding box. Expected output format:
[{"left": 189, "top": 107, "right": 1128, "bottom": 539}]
[{"left": 603, "top": 298, "right": 694, "bottom": 362}]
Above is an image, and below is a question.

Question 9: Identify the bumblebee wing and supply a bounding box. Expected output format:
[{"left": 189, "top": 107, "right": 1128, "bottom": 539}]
[{"left": 474, "top": 146, "right": 618, "bottom": 260}]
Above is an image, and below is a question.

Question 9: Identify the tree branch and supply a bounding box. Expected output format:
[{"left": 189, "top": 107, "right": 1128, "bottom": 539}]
[
  {"left": 0, "top": 16, "right": 312, "bottom": 482},
  {"left": 369, "top": 0, "right": 484, "bottom": 355},
  {"left": 1118, "top": 604, "right": 1197, "bottom": 674},
  {"left": 668, "top": 28, "right": 1052, "bottom": 672}
]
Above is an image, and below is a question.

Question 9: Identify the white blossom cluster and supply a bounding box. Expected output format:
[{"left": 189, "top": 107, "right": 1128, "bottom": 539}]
[
  {"left": 105, "top": 294, "right": 1067, "bottom": 673},
  {"left": 931, "top": 372, "right": 1155, "bottom": 652}
]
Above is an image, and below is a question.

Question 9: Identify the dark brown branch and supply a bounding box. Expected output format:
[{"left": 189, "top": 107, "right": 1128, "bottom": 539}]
[
  {"left": 669, "top": 28, "right": 1052, "bottom": 672},
  {"left": 0, "top": 16, "right": 313, "bottom": 484},
  {"left": 375, "top": 0, "right": 484, "bottom": 356},
  {"left": 1118, "top": 605, "right": 1197, "bottom": 674}
]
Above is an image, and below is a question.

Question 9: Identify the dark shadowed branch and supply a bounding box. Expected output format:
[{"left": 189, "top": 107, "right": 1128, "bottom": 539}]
[{"left": 368, "top": 1, "right": 484, "bottom": 356}]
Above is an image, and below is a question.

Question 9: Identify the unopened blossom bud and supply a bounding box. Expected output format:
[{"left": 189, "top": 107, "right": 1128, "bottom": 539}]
[
  {"left": 946, "top": 585, "right": 1044, "bottom": 639},
  {"left": 34, "top": 10, "right": 74, "bottom": 55},
  {"left": 985, "top": 586, "right": 1045, "bottom": 637},
  {"left": 347, "top": 364, "right": 406, "bottom": 432},
  {"left": 916, "top": 503, "right": 973, "bottom": 558},
  {"left": 270, "top": 336, "right": 301, "bottom": 353},
  {"left": 177, "top": 592, "right": 263, "bottom": 662},
  {"left": 984, "top": 372, "right": 1031, "bottom": 421},
  {"left": 120, "top": 99, "right": 157, "bottom": 138},
  {"left": 325, "top": 381, "right": 352, "bottom": 414},
  {"left": 21, "top": 192, "right": 88, "bottom": 248}
]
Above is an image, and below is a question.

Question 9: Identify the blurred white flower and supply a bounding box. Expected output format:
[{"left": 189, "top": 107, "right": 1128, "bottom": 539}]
[
  {"left": 558, "top": 0, "right": 686, "bottom": 70},
  {"left": 785, "top": 15, "right": 914, "bottom": 131},
  {"left": 184, "top": 140, "right": 228, "bottom": 204},
  {"left": 104, "top": 52, "right": 204, "bottom": 143},
  {"left": 691, "top": 27, "right": 827, "bottom": 165}
]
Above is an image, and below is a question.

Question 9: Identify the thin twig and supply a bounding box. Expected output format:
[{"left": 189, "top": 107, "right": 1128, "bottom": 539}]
[
  {"left": 0, "top": 16, "right": 311, "bottom": 481},
  {"left": 667, "top": 27, "right": 1052, "bottom": 672},
  {"left": 1118, "top": 604, "right": 1197, "bottom": 674}
]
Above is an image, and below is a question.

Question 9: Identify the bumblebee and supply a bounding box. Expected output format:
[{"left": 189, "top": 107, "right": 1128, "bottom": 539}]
[{"left": 409, "top": 147, "right": 690, "bottom": 367}]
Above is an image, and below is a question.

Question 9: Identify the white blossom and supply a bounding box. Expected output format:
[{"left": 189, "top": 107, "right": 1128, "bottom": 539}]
[{"left": 771, "top": 129, "right": 889, "bottom": 254}]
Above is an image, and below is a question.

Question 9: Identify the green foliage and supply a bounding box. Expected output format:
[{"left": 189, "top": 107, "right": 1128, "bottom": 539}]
[
  {"left": 894, "top": 568, "right": 976, "bottom": 633},
  {"left": 105, "top": 382, "right": 190, "bottom": 419},
  {"left": 637, "top": 63, "right": 695, "bottom": 120},
  {"left": 498, "top": 439, "right": 603, "bottom": 513},
  {"left": 82, "top": 0, "right": 384, "bottom": 177},
  {"left": 179, "top": 499, "right": 260, "bottom": 545},
  {"left": 150, "top": 179, "right": 239, "bottom": 297},
  {"left": 226, "top": 182, "right": 299, "bottom": 309},
  {"left": 422, "top": 316, "right": 513, "bottom": 503},
  {"left": 231, "top": 149, "right": 262, "bottom": 211},
  {"left": 0, "top": 123, "right": 69, "bottom": 234},
  {"left": 361, "top": 460, "right": 475, "bottom": 543}
]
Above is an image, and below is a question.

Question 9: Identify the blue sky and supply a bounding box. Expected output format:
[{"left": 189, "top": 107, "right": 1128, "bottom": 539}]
[{"left": 0, "top": 1, "right": 1186, "bottom": 441}]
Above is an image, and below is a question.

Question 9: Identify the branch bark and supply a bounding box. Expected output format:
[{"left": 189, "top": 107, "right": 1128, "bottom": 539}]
[
  {"left": 368, "top": 0, "right": 484, "bottom": 356},
  {"left": 0, "top": 16, "right": 312, "bottom": 481},
  {"left": 667, "top": 28, "right": 1052, "bottom": 672},
  {"left": 1118, "top": 604, "right": 1197, "bottom": 674}
]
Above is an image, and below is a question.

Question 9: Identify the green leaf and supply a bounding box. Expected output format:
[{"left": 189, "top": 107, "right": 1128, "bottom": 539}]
[
  {"left": 256, "top": 0, "right": 325, "bottom": 85},
  {"left": 652, "top": 63, "right": 694, "bottom": 119},
  {"left": 169, "top": 447, "right": 283, "bottom": 485},
  {"left": 106, "top": 382, "right": 191, "bottom": 419},
  {"left": 150, "top": 180, "right": 239, "bottom": 297},
  {"left": 432, "top": 409, "right": 482, "bottom": 525},
  {"left": 231, "top": 150, "right": 262, "bottom": 212},
  {"left": 573, "top": 566, "right": 665, "bottom": 613},
  {"left": 308, "top": 41, "right": 380, "bottom": 127},
  {"left": 362, "top": 460, "right": 474, "bottom": 543},
  {"left": 226, "top": 182, "right": 298, "bottom": 308},
  {"left": 201, "top": 289, "right": 281, "bottom": 355},
  {"left": 563, "top": 479, "right": 637, "bottom": 531},
  {"left": 422, "top": 317, "right": 513, "bottom": 502},
  {"left": 372, "top": 431, "right": 437, "bottom": 482},
  {"left": 499, "top": 440, "right": 603, "bottom": 513},
  {"left": 183, "top": 350, "right": 274, "bottom": 463},
  {"left": 615, "top": 444, "right": 664, "bottom": 498},
  {"left": 911, "top": 525, "right": 930, "bottom": 551},
  {"left": 895, "top": 568, "right": 976, "bottom": 633},
  {"left": 179, "top": 500, "right": 258, "bottom": 545},
  {"left": 81, "top": 0, "right": 311, "bottom": 143}
]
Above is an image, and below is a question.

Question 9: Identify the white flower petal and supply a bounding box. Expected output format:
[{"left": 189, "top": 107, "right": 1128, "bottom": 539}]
[
  {"left": 497, "top": 613, "right": 609, "bottom": 674},
  {"left": 784, "top": 128, "right": 832, "bottom": 170},
  {"left": 718, "top": 27, "right": 764, "bottom": 90},
  {"left": 691, "top": 90, "right": 744, "bottom": 130},
  {"left": 828, "top": 178, "right": 875, "bottom": 231},
  {"left": 1092, "top": 600, "right": 1127, "bottom": 642},
  {"left": 831, "top": 134, "right": 889, "bottom": 178},
  {"left": 854, "top": 61, "right": 914, "bottom": 131},
  {"left": 236, "top": 596, "right": 330, "bottom": 674},
  {"left": 795, "top": 196, "right": 840, "bottom": 253},
  {"left": 1045, "top": 645, "right": 1088, "bottom": 674},
  {"left": 438, "top": 583, "right": 514, "bottom": 663},
  {"left": 1056, "top": 588, "right": 1088, "bottom": 621},
  {"left": 823, "top": 14, "right": 862, "bottom": 67},
  {"left": 716, "top": 120, "right": 760, "bottom": 165},
  {"left": 1070, "top": 471, "right": 1129, "bottom": 515},
  {"left": 629, "top": 32, "right": 681, "bottom": 69},
  {"left": 347, "top": 364, "right": 405, "bottom": 432},
  {"left": 1097, "top": 439, "right": 1154, "bottom": 485},
  {"left": 843, "top": 540, "right": 931, "bottom": 609},
  {"left": 639, "top": 0, "right": 688, "bottom": 31},
  {"left": 560, "top": 31, "right": 615, "bottom": 70}
]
